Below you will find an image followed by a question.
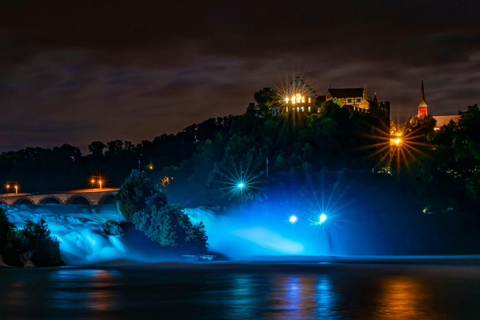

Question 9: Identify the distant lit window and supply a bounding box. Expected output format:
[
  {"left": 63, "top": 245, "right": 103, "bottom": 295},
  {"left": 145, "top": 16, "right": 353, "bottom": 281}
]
[
  {"left": 308, "top": 107, "right": 311, "bottom": 112},
  {"left": 286, "top": 107, "right": 288, "bottom": 112},
  {"left": 297, "top": 107, "right": 299, "bottom": 112},
  {"left": 292, "top": 96, "right": 296, "bottom": 104},
  {"left": 301, "top": 107, "right": 304, "bottom": 112},
  {"left": 286, "top": 97, "right": 289, "bottom": 103},
  {"left": 357, "top": 98, "right": 361, "bottom": 102},
  {"left": 348, "top": 99, "right": 352, "bottom": 103},
  {"left": 317, "top": 108, "right": 320, "bottom": 113},
  {"left": 302, "top": 97, "right": 305, "bottom": 103},
  {"left": 308, "top": 97, "right": 311, "bottom": 103}
]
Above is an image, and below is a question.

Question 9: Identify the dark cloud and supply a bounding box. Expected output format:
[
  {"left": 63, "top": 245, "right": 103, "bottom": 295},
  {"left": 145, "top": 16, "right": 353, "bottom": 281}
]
[{"left": 0, "top": 0, "right": 479, "bottom": 152}]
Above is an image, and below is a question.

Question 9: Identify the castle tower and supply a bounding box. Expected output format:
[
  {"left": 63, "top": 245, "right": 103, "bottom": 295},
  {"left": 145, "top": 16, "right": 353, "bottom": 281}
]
[{"left": 418, "top": 77, "right": 428, "bottom": 118}]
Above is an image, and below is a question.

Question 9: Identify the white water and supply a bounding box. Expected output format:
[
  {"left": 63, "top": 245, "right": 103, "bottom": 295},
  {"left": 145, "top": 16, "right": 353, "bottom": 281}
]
[{"left": 2, "top": 204, "right": 307, "bottom": 265}]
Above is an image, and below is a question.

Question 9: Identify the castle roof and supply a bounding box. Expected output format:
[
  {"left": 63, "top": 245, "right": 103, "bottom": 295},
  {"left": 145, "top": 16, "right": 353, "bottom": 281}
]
[
  {"left": 433, "top": 115, "right": 460, "bottom": 130},
  {"left": 328, "top": 88, "right": 364, "bottom": 98}
]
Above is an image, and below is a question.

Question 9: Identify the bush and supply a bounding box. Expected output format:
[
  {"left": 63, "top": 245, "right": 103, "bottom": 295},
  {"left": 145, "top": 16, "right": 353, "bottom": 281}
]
[
  {"left": 0, "top": 207, "right": 14, "bottom": 254},
  {"left": 116, "top": 172, "right": 156, "bottom": 221},
  {"left": 11, "top": 219, "right": 63, "bottom": 267},
  {"left": 117, "top": 173, "right": 208, "bottom": 253}
]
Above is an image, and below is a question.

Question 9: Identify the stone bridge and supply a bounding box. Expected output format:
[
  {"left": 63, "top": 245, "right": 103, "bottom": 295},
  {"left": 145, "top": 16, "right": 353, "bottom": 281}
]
[{"left": 0, "top": 188, "right": 119, "bottom": 206}]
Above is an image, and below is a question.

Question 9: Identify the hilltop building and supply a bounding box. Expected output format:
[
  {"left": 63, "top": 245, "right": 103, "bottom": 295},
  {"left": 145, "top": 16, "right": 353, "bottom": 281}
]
[
  {"left": 278, "top": 77, "right": 390, "bottom": 122},
  {"left": 415, "top": 77, "right": 461, "bottom": 130}
]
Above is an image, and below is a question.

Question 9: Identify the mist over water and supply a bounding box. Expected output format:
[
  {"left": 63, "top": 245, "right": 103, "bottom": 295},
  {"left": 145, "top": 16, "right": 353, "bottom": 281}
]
[
  {"left": 3, "top": 204, "right": 328, "bottom": 265},
  {"left": 3, "top": 201, "right": 479, "bottom": 266}
]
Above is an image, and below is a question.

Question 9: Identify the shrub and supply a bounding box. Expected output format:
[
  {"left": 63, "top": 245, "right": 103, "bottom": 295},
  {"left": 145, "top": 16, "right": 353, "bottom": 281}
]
[
  {"left": 116, "top": 172, "right": 156, "bottom": 221},
  {"left": 0, "top": 207, "right": 14, "bottom": 254},
  {"left": 117, "top": 173, "right": 208, "bottom": 253},
  {"left": 11, "top": 219, "right": 63, "bottom": 267}
]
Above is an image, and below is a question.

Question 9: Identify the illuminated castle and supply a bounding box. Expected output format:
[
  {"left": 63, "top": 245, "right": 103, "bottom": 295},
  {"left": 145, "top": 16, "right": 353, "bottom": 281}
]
[{"left": 278, "top": 77, "right": 390, "bottom": 120}]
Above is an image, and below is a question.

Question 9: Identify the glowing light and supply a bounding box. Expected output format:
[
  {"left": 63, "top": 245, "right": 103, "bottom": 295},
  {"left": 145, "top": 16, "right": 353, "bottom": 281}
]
[
  {"left": 285, "top": 97, "right": 289, "bottom": 103},
  {"left": 149, "top": 164, "right": 153, "bottom": 170},
  {"left": 289, "top": 215, "right": 298, "bottom": 224},
  {"left": 292, "top": 96, "right": 296, "bottom": 104},
  {"left": 390, "top": 138, "right": 402, "bottom": 146},
  {"left": 319, "top": 213, "right": 327, "bottom": 224},
  {"left": 237, "top": 183, "right": 244, "bottom": 188}
]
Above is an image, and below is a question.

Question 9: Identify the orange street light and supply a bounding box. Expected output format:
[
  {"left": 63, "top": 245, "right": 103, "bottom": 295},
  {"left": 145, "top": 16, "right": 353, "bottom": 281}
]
[
  {"left": 99, "top": 180, "right": 102, "bottom": 189},
  {"left": 14, "top": 185, "right": 18, "bottom": 195}
]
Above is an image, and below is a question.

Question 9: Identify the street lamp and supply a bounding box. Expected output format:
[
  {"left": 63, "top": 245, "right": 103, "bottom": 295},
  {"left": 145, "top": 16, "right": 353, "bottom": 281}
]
[
  {"left": 99, "top": 180, "right": 102, "bottom": 189},
  {"left": 5, "top": 181, "right": 18, "bottom": 194},
  {"left": 91, "top": 179, "right": 95, "bottom": 190}
]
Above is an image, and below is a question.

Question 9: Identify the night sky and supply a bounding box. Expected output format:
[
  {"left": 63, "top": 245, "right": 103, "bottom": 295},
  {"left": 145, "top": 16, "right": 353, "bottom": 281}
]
[{"left": 1, "top": 0, "right": 479, "bottom": 152}]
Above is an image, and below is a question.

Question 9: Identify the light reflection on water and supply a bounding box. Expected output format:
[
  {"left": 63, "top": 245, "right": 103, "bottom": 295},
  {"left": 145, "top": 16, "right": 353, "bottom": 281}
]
[
  {"left": 49, "top": 269, "right": 120, "bottom": 311},
  {"left": 316, "top": 274, "right": 339, "bottom": 319},
  {"left": 1, "top": 264, "right": 480, "bottom": 319},
  {"left": 374, "top": 276, "right": 435, "bottom": 320}
]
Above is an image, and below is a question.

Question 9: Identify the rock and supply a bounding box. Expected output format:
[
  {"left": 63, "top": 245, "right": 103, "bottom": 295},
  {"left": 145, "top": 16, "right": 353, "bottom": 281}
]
[
  {"left": 0, "top": 254, "right": 10, "bottom": 267},
  {"left": 102, "top": 220, "right": 125, "bottom": 236},
  {"left": 20, "top": 251, "right": 35, "bottom": 268}
]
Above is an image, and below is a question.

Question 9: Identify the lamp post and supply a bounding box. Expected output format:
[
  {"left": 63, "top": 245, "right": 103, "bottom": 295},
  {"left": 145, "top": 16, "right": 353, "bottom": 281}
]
[
  {"left": 99, "top": 180, "right": 102, "bottom": 190},
  {"left": 5, "top": 181, "right": 18, "bottom": 195},
  {"left": 91, "top": 179, "right": 95, "bottom": 191}
]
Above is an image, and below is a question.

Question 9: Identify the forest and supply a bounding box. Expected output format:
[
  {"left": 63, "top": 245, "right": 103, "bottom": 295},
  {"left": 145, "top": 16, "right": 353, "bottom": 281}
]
[{"left": 1, "top": 89, "right": 479, "bottom": 219}]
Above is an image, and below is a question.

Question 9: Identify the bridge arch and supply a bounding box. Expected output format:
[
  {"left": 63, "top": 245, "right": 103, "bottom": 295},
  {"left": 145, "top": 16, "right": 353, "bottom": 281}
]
[
  {"left": 39, "top": 196, "right": 63, "bottom": 205},
  {"left": 98, "top": 193, "right": 116, "bottom": 205},
  {"left": 13, "top": 198, "right": 34, "bottom": 205},
  {"left": 66, "top": 195, "right": 91, "bottom": 205}
]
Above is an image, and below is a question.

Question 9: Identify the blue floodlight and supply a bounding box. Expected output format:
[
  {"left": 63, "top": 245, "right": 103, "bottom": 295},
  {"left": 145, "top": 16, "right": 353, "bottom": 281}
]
[
  {"left": 319, "top": 213, "right": 327, "bottom": 224},
  {"left": 237, "top": 183, "right": 244, "bottom": 188},
  {"left": 289, "top": 215, "right": 298, "bottom": 224}
]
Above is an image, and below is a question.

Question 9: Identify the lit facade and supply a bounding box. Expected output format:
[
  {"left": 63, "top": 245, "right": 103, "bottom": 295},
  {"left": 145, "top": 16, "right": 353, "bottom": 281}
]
[
  {"left": 281, "top": 77, "right": 318, "bottom": 115},
  {"left": 280, "top": 77, "right": 390, "bottom": 121}
]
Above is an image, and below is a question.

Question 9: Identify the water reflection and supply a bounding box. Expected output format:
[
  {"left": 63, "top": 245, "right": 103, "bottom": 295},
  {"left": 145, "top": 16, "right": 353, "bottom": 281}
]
[
  {"left": 50, "top": 269, "right": 119, "bottom": 311},
  {"left": 315, "top": 274, "right": 341, "bottom": 319},
  {"left": 3, "top": 281, "right": 28, "bottom": 307},
  {"left": 267, "top": 274, "right": 319, "bottom": 319},
  {"left": 224, "top": 274, "right": 257, "bottom": 319},
  {"left": 375, "top": 276, "right": 437, "bottom": 320}
]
